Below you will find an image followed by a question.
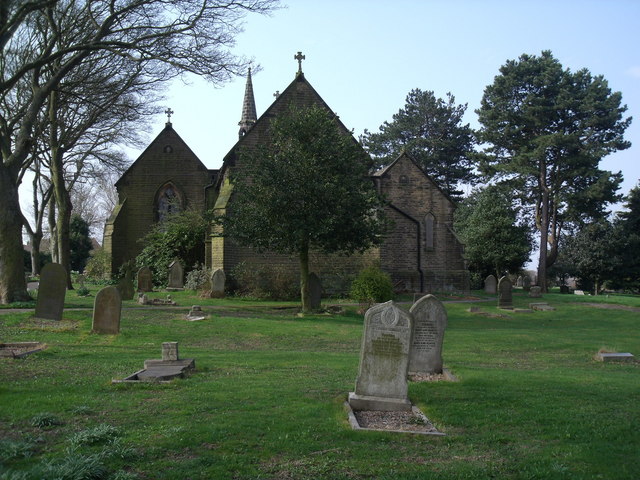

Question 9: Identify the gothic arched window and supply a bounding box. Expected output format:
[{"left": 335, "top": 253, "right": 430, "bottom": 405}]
[
  {"left": 155, "top": 182, "right": 183, "bottom": 222},
  {"left": 425, "top": 213, "right": 435, "bottom": 250}
]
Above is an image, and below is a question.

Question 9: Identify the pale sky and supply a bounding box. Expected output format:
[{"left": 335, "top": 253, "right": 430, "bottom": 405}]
[{"left": 163, "top": 0, "right": 640, "bottom": 203}]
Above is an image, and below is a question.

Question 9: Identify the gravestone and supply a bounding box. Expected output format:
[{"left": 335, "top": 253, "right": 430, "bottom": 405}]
[
  {"left": 77, "top": 274, "right": 86, "bottom": 289},
  {"left": 498, "top": 276, "right": 513, "bottom": 309},
  {"left": 211, "top": 269, "right": 226, "bottom": 298},
  {"left": 137, "top": 266, "right": 153, "bottom": 292},
  {"left": 34, "top": 263, "right": 67, "bottom": 321},
  {"left": 92, "top": 286, "right": 121, "bottom": 334},
  {"left": 308, "top": 272, "right": 322, "bottom": 311},
  {"left": 162, "top": 342, "right": 179, "bottom": 361},
  {"left": 484, "top": 275, "right": 497, "bottom": 294},
  {"left": 522, "top": 276, "right": 531, "bottom": 291},
  {"left": 137, "top": 293, "right": 148, "bottom": 305},
  {"left": 408, "top": 295, "right": 447, "bottom": 375},
  {"left": 529, "top": 286, "right": 542, "bottom": 298},
  {"left": 516, "top": 276, "right": 523, "bottom": 287},
  {"left": 348, "top": 301, "right": 412, "bottom": 412},
  {"left": 167, "top": 260, "right": 184, "bottom": 289}
]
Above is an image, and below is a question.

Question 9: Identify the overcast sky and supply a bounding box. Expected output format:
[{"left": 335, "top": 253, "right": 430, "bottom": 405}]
[{"left": 162, "top": 0, "right": 639, "bottom": 203}]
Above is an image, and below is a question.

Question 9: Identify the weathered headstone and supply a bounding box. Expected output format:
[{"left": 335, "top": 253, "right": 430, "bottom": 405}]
[
  {"left": 498, "top": 276, "right": 513, "bottom": 309},
  {"left": 137, "top": 266, "right": 153, "bottom": 292},
  {"left": 162, "top": 342, "right": 179, "bottom": 361},
  {"left": 522, "top": 276, "right": 531, "bottom": 291},
  {"left": 34, "top": 263, "right": 67, "bottom": 321},
  {"left": 92, "top": 286, "right": 121, "bottom": 334},
  {"left": 516, "top": 276, "right": 523, "bottom": 287},
  {"left": 210, "top": 269, "right": 226, "bottom": 298},
  {"left": 167, "top": 260, "right": 184, "bottom": 289},
  {"left": 484, "top": 275, "right": 497, "bottom": 294},
  {"left": 348, "top": 301, "right": 413, "bottom": 412},
  {"left": 308, "top": 272, "right": 322, "bottom": 311},
  {"left": 529, "top": 286, "right": 542, "bottom": 298},
  {"left": 408, "top": 295, "right": 447, "bottom": 375}
]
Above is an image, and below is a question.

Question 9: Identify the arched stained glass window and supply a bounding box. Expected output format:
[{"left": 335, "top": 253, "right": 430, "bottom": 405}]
[{"left": 155, "top": 183, "right": 183, "bottom": 222}]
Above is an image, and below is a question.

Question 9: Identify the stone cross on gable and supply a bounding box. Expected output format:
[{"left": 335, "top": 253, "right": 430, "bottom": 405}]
[
  {"left": 165, "top": 108, "right": 174, "bottom": 123},
  {"left": 273, "top": 91, "right": 280, "bottom": 99},
  {"left": 294, "top": 51, "right": 305, "bottom": 74}
]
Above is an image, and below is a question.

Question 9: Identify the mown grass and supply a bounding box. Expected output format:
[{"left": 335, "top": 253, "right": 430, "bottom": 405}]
[{"left": 0, "top": 288, "right": 639, "bottom": 479}]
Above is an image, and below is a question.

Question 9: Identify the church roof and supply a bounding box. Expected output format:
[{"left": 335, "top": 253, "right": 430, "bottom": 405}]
[{"left": 214, "top": 71, "right": 360, "bottom": 191}]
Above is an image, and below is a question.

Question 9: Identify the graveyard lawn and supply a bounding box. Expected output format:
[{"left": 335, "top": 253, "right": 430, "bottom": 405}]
[{"left": 0, "top": 290, "right": 639, "bottom": 479}]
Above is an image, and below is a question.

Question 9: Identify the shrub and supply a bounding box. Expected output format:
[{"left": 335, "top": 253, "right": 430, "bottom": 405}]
[
  {"left": 350, "top": 265, "right": 393, "bottom": 304},
  {"left": 84, "top": 248, "right": 111, "bottom": 281},
  {"left": 69, "top": 424, "right": 120, "bottom": 447},
  {"left": 30, "top": 413, "right": 63, "bottom": 428},
  {"left": 229, "top": 262, "right": 298, "bottom": 300},
  {"left": 185, "top": 263, "right": 212, "bottom": 291}
]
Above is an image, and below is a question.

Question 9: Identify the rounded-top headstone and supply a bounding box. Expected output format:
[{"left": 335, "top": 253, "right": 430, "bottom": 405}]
[
  {"left": 498, "top": 276, "right": 513, "bottom": 309},
  {"left": 35, "top": 263, "right": 67, "bottom": 321},
  {"left": 408, "top": 294, "right": 448, "bottom": 375},
  {"left": 484, "top": 275, "right": 497, "bottom": 294},
  {"left": 168, "top": 260, "right": 184, "bottom": 288},
  {"left": 211, "top": 269, "right": 226, "bottom": 297},
  {"left": 92, "top": 286, "right": 122, "bottom": 334},
  {"left": 137, "top": 266, "right": 153, "bottom": 292}
]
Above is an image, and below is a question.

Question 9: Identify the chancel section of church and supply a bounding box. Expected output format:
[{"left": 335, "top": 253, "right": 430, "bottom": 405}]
[
  {"left": 103, "top": 111, "right": 216, "bottom": 274},
  {"left": 105, "top": 53, "right": 468, "bottom": 292}
]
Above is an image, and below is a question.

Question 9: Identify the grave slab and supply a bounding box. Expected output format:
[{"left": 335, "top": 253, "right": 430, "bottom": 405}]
[{"left": 596, "top": 352, "right": 634, "bottom": 363}]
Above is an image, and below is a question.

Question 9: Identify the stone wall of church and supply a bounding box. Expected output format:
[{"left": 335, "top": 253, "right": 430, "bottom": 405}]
[
  {"left": 104, "top": 126, "right": 213, "bottom": 274},
  {"left": 376, "top": 154, "right": 468, "bottom": 293}
]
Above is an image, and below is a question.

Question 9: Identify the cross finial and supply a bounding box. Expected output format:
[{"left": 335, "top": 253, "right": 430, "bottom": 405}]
[
  {"left": 273, "top": 90, "right": 280, "bottom": 99},
  {"left": 165, "top": 108, "right": 174, "bottom": 124},
  {"left": 294, "top": 51, "right": 305, "bottom": 74}
]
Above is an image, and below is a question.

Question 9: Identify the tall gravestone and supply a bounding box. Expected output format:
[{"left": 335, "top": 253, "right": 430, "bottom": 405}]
[
  {"left": 348, "top": 301, "right": 412, "bottom": 412},
  {"left": 522, "top": 275, "right": 531, "bottom": 292},
  {"left": 167, "top": 260, "right": 184, "bottom": 289},
  {"left": 516, "top": 276, "right": 524, "bottom": 287},
  {"left": 34, "top": 263, "right": 67, "bottom": 321},
  {"left": 484, "top": 275, "right": 497, "bottom": 294},
  {"left": 92, "top": 286, "right": 122, "bottom": 334},
  {"left": 408, "top": 295, "right": 447, "bottom": 375},
  {"left": 308, "top": 272, "right": 322, "bottom": 311},
  {"left": 210, "top": 269, "right": 226, "bottom": 298},
  {"left": 498, "top": 276, "right": 513, "bottom": 309},
  {"left": 137, "top": 266, "right": 153, "bottom": 292}
]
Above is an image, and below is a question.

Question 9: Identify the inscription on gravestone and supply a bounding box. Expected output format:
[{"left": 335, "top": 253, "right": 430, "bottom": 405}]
[
  {"left": 409, "top": 294, "right": 447, "bottom": 375},
  {"left": 35, "top": 263, "right": 67, "bottom": 321},
  {"left": 348, "top": 301, "right": 412, "bottom": 412}
]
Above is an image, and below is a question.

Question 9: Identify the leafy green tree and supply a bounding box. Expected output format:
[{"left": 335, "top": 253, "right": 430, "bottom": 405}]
[
  {"left": 454, "top": 186, "right": 532, "bottom": 279},
  {"left": 562, "top": 220, "right": 622, "bottom": 294},
  {"left": 613, "top": 184, "right": 640, "bottom": 291},
  {"left": 361, "top": 89, "right": 476, "bottom": 200},
  {"left": 476, "top": 51, "right": 631, "bottom": 291},
  {"left": 222, "top": 105, "right": 388, "bottom": 312},
  {"left": 136, "top": 209, "right": 208, "bottom": 287},
  {"left": 69, "top": 215, "right": 93, "bottom": 273}
]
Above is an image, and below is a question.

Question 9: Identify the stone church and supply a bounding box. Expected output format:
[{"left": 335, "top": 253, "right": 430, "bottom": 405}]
[{"left": 104, "top": 58, "right": 468, "bottom": 293}]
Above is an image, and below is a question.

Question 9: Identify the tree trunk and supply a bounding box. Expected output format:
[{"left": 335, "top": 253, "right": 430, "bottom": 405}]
[
  {"left": 30, "top": 231, "right": 43, "bottom": 275},
  {"left": 0, "top": 163, "right": 30, "bottom": 303},
  {"left": 49, "top": 200, "right": 58, "bottom": 263},
  {"left": 299, "top": 244, "right": 310, "bottom": 313},
  {"left": 537, "top": 176, "right": 550, "bottom": 294}
]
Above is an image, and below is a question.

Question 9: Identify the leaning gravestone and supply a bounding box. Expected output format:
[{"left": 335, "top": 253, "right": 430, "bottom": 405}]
[
  {"left": 522, "top": 276, "right": 531, "bottom": 292},
  {"left": 137, "top": 266, "right": 153, "bottom": 292},
  {"left": 498, "top": 276, "right": 513, "bottom": 309},
  {"left": 408, "top": 295, "right": 447, "bottom": 375},
  {"left": 167, "top": 260, "right": 184, "bottom": 289},
  {"left": 34, "top": 263, "right": 67, "bottom": 321},
  {"left": 484, "top": 275, "right": 497, "bottom": 294},
  {"left": 210, "top": 269, "right": 226, "bottom": 298},
  {"left": 92, "top": 286, "right": 121, "bottom": 334},
  {"left": 308, "top": 272, "right": 322, "bottom": 311},
  {"left": 348, "top": 301, "right": 412, "bottom": 412}
]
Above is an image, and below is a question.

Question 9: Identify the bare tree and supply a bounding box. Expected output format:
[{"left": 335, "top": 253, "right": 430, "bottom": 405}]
[{"left": 0, "top": 0, "right": 278, "bottom": 303}]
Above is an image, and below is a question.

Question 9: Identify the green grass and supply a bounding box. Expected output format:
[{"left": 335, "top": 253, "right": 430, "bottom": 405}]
[{"left": 0, "top": 289, "right": 639, "bottom": 479}]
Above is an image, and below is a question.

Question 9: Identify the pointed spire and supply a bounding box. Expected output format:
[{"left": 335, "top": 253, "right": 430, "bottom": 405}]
[{"left": 238, "top": 68, "right": 257, "bottom": 138}]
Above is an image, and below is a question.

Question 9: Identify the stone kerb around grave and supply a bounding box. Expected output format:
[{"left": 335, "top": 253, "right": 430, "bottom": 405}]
[
  {"left": 484, "top": 275, "right": 497, "bottom": 294},
  {"left": 92, "top": 286, "right": 122, "bottom": 334},
  {"left": 349, "top": 301, "right": 413, "bottom": 412},
  {"left": 34, "top": 263, "right": 67, "bottom": 321},
  {"left": 408, "top": 294, "right": 447, "bottom": 375}
]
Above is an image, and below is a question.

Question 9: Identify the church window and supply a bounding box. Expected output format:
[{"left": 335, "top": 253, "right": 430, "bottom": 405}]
[
  {"left": 425, "top": 213, "right": 435, "bottom": 249},
  {"left": 399, "top": 175, "right": 409, "bottom": 186},
  {"left": 155, "top": 183, "right": 183, "bottom": 222},
  {"left": 163, "top": 145, "right": 173, "bottom": 153}
]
